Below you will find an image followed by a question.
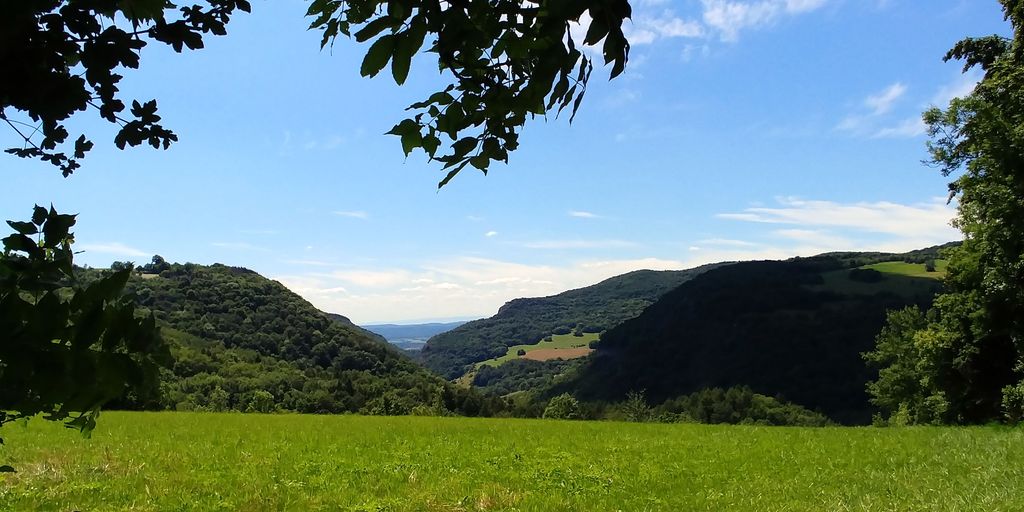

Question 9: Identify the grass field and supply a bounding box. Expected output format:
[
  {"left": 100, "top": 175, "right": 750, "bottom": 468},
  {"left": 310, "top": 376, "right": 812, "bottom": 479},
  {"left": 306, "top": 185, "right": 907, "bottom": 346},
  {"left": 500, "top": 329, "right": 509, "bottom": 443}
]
[
  {"left": 478, "top": 333, "right": 598, "bottom": 367},
  {"left": 1, "top": 413, "right": 1022, "bottom": 511},
  {"left": 862, "top": 260, "right": 948, "bottom": 279}
]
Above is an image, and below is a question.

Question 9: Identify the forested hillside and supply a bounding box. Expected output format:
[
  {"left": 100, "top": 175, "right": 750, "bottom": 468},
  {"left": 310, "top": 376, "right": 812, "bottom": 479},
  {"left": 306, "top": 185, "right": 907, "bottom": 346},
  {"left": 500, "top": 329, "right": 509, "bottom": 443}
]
[
  {"left": 555, "top": 249, "right": 949, "bottom": 424},
  {"left": 421, "top": 266, "right": 720, "bottom": 379},
  {"left": 100, "top": 263, "right": 499, "bottom": 416}
]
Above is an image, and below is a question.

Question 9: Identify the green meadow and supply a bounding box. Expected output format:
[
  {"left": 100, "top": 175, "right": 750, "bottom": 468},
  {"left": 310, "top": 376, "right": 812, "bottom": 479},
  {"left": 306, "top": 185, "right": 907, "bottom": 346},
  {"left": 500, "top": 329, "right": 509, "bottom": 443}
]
[
  {"left": 863, "top": 260, "right": 948, "bottom": 279},
  {"left": 477, "top": 333, "right": 598, "bottom": 367},
  {"left": 1, "top": 412, "right": 1022, "bottom": 511}
]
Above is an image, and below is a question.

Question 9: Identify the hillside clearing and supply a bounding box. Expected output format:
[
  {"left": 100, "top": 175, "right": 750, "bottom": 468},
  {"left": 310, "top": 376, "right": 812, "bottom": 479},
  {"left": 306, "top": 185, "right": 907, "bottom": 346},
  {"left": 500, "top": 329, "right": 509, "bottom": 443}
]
[
  {"left": 478, "top": 333, "right": 598, "bottom": 368},
  {"left": 0, "top": 412, "right": 1021, "bottom": 511},
  {"left": 862, "top": 260, "right": 948, "bottom": 279}
]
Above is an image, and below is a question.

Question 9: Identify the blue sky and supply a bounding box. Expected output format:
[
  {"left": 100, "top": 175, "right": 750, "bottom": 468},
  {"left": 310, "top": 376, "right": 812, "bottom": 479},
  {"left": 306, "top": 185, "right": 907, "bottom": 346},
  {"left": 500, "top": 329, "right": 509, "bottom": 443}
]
[{"left": 2, "top": 0, "right": 1009, "bottom": 323}]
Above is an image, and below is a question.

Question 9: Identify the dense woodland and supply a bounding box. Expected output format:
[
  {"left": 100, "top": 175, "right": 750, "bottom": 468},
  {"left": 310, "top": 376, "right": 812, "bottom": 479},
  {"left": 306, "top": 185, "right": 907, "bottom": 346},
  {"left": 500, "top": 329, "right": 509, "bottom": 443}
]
[
  {"left": 91, "top": 262, "right": 503, "bottom": 416},
  {"left": 551, "top": 250, "right": 947, "bottom": 424}
]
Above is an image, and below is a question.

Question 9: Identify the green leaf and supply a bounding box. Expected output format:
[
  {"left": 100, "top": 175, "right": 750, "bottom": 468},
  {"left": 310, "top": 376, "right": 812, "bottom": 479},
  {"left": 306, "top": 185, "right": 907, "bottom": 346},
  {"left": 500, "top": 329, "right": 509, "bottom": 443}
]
[
  {"left": 6, "top": 221, "right": 38, "bottom": 235},
  {"left": 469, "top": 155, "right": 489, "bottom": 171},
  {"left": 361, "top": 35, "right": 396, "bottom": 78},
  {"left": 391, "top": 35, "right": 414, "bottom": 86},
  {"left": 451, "top": 137, "right": 478, "bottom": 159},
  {"left": 392, "top": 19, "right": 427, "bottom": 86},
  {"left": 400, "top": 130, "right": 422, "bottom": 156},
  {"left": 32, "top": 205, "right": 47, "bottom": 225},
  {"left": 354, "top": 17, "right": 397, "bottom": 43}
]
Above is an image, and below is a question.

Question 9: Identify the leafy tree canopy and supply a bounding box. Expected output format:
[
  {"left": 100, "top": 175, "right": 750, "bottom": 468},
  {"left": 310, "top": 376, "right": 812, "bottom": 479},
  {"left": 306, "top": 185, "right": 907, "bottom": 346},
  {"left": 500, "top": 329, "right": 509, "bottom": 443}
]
[
  {"left": 865, "top": 0, "right": 1024, "bottom": 424},
  {"left": 3, "top": 0, "right": 631, "bottom": 185}
]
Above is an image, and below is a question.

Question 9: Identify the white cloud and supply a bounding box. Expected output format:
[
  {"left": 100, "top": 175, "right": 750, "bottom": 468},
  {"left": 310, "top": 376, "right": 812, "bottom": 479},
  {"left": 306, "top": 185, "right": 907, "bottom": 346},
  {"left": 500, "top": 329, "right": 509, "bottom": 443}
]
[
  {"left": 837, "top": 82, "right": 908, "bottom": 135},
  {"left": 274, "top": 197, "right": 960, "bottom": 323},
  {"left": 626, "top": 12, "right": 704, "bottom": 45},
  {"left": 931, "top": 71, "right": 981, "bottom": 107},
  {"left": 79, "top": 242, "right": 148, "bottom": 258},
  {"left": 334, "top": 210, "right": 369, "bottom": 219},
  {"left": 701, "top": 0, "right": 828, "bottom": 41},
  {"left": 568, "top": 210, "right": 600, "bottom": 219},
  {"left": 872, "top": 117, "right": 926, "bottom": 139},
  {"left": 864, "top": 82, "right": 907, "bottom": 116},
  {"left": 275, "top": 255, "right": 697, "bottom": 323},
  {"left": 485, "top": 231, "right": 499, "bottom": 237},
  {"left": 718, "top": 197, "right": 959, "bottom": 243}
]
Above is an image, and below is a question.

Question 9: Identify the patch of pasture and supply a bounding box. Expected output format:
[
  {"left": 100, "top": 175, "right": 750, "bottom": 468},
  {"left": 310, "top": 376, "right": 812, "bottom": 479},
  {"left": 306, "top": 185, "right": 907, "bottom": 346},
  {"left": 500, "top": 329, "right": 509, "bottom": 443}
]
[
  {"left": 862, "top": 260, "right": 948, "bottom": 279},
  {"left": 1, "top": 412, "right": 1021, "bottom": 511},
  {"left": 522, "top": 347, "right": 593, "bottom": 361},
  {"left": 478, "top": 333, "right": 598, "bottom": 367}
]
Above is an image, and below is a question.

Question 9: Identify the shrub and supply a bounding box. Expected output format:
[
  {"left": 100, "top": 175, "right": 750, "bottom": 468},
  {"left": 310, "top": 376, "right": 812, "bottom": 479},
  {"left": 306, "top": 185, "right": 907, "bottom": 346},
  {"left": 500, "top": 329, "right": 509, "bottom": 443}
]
[{"left": 543, "top": 393, "right": 583, "bottom": 420}]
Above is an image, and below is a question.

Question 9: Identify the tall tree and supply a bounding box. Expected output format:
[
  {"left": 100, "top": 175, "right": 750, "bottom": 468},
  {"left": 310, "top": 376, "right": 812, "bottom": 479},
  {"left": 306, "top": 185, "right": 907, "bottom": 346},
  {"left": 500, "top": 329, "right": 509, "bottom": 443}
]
[{"left": 866, "top": 0, "right": 1024, "bottom": 424}]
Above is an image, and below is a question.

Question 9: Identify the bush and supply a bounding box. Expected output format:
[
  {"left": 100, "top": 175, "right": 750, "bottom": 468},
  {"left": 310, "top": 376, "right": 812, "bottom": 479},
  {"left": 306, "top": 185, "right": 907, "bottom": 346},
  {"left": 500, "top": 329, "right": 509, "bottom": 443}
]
[
  {"left": 1002, "top": 382, "right": 1024, "bottom": 424},
  {"left": 517, "top": 349, "right": 527, "bottom": 356},
  {"left": 543, "top": 393, "right": 583, "bottom": 420}
]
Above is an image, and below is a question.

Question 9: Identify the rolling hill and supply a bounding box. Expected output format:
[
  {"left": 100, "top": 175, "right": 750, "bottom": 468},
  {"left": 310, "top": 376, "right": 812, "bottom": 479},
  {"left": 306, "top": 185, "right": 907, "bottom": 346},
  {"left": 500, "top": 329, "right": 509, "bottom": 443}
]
[
  {"left": 104, "top": 263, "right": 499, "bottom": 416},
  {"left": 420, "top": 266, "right": 721, "bottom": 379},
  {"left": 552, "top": 249, "right": 950, "bottom": 424}
]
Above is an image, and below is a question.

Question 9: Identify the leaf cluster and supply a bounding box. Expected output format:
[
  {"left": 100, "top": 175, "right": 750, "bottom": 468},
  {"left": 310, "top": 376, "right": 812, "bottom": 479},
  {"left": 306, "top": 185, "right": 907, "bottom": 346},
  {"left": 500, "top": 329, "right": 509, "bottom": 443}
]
[
  {"left": 307, "top": 0, "right": 631, "bottom": 186},
  {"left": 1, "top": 0, "right": 250, "bottom": 175},
  {"left": 0, "top": 206, "right": 166, "bottom": 441}
]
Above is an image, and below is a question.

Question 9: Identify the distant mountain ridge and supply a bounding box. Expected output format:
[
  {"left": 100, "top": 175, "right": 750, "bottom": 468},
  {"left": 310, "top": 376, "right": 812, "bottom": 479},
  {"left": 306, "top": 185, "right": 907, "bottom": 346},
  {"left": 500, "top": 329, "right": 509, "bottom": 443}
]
[
  {"left": 362, "top": 322, "right": 468, "bottom": 351},
  {"left": 421, "top": 265, "right": 722, "bottom": 379}
]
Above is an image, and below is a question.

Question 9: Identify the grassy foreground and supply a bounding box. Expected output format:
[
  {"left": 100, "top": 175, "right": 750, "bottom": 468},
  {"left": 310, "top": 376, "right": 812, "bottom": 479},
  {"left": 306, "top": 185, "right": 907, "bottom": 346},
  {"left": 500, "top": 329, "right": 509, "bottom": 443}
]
[{"left": 1, "top": 413, "right": 1021, "bottom": 511}]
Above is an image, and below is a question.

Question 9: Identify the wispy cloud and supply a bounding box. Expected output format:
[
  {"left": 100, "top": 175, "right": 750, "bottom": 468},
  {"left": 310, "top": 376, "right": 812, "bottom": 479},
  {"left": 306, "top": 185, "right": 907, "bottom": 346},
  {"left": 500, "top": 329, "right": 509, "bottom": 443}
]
[
  {"left": 79, "top": 242, "right": 148, "bottom": 258},
  {"left": 839, "top": 75, "right": 981, "bottom": 139},
  {"left": 523, "top": 239, "right": 638, "bottom": 250},
  {"left": 930, "top": 71, "right": 981, "bottom": 107},
  {"left": 568, "top": 210, "right": 601, "bottom": 219},
  {"left": 211, "top": 242, "right": 269, "bottom": 252},
  {"left": 872, "top": 117, "right": 926, "bottom": 139},
  {"left": 626, "top": 12, "right": 705, "bottom": 45},
  {"left": 485, "top": 231, "right": 499, "bottom": 237},
  {"left": 701, "top": 0, "right": 829, "bottom": 41},
  {"left": 864, "top": 82, "right": 907, "bottom": 115},
  {"left": 334, "top": 210, "right": 369, "bottom": 220},
  {"left": 718, "top": 196, "right": 959, "bottom": 243},
  {"left": 697, "top": 238, "right": 758, "bottom": 247},
  {"left": 837, "top": 82, "right": 912, "bottom": 136}
]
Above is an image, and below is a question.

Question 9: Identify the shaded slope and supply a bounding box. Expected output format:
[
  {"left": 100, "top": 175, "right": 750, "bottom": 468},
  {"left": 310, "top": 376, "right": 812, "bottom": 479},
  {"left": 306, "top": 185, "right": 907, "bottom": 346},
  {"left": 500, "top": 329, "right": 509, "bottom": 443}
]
[
  {"left": 558, "top": 252, "right": 946, "bottom": 424},
  {"left": 421, "top": 266, "right": 720, "bottom": 379}
]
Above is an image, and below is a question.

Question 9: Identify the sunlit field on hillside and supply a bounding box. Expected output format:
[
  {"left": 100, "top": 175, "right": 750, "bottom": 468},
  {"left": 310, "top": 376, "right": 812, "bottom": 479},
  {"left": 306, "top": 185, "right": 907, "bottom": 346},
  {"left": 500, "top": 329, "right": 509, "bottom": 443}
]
[{"left": 1, "top": 412, "right": 1022, "bottom": 511}]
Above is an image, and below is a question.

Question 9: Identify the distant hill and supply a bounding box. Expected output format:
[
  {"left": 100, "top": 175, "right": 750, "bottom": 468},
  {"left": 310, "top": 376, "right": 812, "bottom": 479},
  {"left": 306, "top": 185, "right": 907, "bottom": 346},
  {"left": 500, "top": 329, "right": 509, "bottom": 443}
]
[
  {"left": 552, "top": 247, "right": 951, "bottom": 424},
  {"left": 362, "top": 321, "right": 468, "bottom": 351},
  {"left": 421, "top": 266, "right": 721, "bottom": 379},
  {"left": 104, "top": 263, "right": 499, "bottom": 416}
]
